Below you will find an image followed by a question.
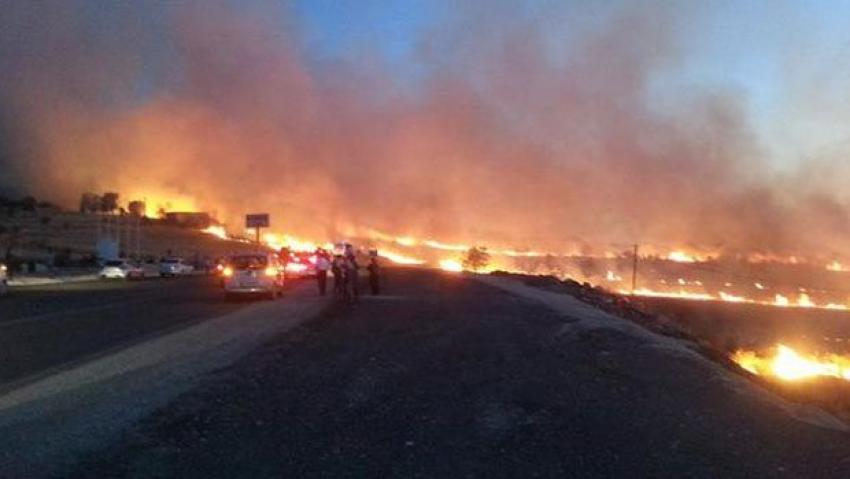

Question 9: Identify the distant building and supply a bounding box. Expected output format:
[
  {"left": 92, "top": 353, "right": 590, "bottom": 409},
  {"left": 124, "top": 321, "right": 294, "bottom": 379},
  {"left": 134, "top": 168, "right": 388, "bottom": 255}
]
[
  {"left": 128, "top": 200, "right": 146, "bottom": 217},
  {"left": 164, "top": 212, "right": 213, "bottom": 229}
]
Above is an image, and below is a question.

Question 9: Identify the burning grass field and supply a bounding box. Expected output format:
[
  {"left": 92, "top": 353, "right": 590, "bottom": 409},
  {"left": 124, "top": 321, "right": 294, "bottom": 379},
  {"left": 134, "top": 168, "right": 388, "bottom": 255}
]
[
  {"left": 636, "top": 297, "right": 850, "bottom": 355},
  {"left": 630, "top": 296, "right": 850, "bottom": 421},
  {"left": 497, "top": 271, "right": 850, "bottom": 422}
]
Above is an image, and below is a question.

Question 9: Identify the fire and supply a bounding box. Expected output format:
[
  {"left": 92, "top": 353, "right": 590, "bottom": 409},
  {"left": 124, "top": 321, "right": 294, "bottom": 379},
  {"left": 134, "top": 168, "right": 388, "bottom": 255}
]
[
  {"left": 667, "top": 251, "right": 698, "bottom": 263},
  {"left": 625, "top": 288, "right": 714, "bottom": 301},
  {"left": 378, "top": 250, "right": 425, "bottom": 265},
  {"left": 621, "top": 288, "right": 849, "bottom": 310},
  {"left": 606, "top": 271, "right": 623, "bottom": 282},
  {"left": 260, "top": 233, "right": 331, "bottom": 252},
  {"left": 439, "top": 259, "right": 464, "bottom": 272},
  {"left": 718, "top": 291, "right": 748, "bottom": 303},
  {"left": 127, "top": 190, "right": 198, "bottom": 218},
  {"left": 733, "top": 344, "right": 850, "bottom": 381},
  {"left": 827, "top": 261, "right": 848, "bottom": 272},
  {"left": 202, "top": 225, "right": 228, "bottom": 240},
  {"left": 495, "top": 249, "right": 544, "bottom": 257},
  {"left": 797, "top": 293, "right": 816, "bottom": 308},
  {"left": 423, "top": 240, "right": 469, "bottom": 251},
  {"left": 395, "top": 236, "right": 418, "bottom": 247},
  {"left": 774, "top": 294, "right": 790, "bottom": 307}
]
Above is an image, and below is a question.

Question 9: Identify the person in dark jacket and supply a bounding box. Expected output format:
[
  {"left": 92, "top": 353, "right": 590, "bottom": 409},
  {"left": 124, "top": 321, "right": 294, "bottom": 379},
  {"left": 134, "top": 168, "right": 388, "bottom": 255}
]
[
  {"left": 346, "top": 255, "right": 359, "bottom": 302},
  {"left": 368, "top": 256, "right": 380, "bottom": 295},
  {"left": 332, "top": 255, "right": 344, "bottom": 299}
]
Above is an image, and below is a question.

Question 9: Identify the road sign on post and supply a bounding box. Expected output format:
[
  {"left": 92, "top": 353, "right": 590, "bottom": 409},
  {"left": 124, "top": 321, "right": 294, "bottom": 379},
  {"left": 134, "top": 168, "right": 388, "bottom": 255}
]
[{"left": 246, "top": 214, "right": 270, "bottom": 244}]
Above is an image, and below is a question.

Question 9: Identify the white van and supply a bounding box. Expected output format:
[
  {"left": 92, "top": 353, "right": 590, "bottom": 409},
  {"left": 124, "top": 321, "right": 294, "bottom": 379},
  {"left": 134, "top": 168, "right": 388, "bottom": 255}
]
[{"left": 222, "top": 253, "right": 283, "bottom": 300}]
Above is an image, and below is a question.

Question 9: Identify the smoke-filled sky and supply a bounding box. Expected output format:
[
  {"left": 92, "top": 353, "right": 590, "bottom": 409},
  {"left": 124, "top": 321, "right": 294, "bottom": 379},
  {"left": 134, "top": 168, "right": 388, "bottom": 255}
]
[{"left": 3, "top": 0, "right": 850, "bottom": 257}]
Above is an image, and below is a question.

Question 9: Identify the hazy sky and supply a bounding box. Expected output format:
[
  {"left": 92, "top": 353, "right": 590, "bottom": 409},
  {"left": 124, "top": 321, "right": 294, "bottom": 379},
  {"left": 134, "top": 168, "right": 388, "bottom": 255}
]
[{"left": 293, "top": 0, "right": 850, "bottom": 168}]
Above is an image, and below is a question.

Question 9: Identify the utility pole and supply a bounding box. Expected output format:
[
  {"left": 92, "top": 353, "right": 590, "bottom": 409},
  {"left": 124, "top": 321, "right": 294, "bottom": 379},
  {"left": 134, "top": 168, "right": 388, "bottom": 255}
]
[
  {"left": 631, "top": 244, "right": 639, "bottom": 295},
  {"left": 135, "top": 214, "right": 141, "bottom": 259}
]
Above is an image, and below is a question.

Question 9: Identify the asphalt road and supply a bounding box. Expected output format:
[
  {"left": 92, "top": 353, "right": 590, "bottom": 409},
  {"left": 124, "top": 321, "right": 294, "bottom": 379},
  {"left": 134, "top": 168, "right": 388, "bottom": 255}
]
[
  {"left": 58, "top": 269, "right": 850, "bottom": 478},
  {"left": 0, "top": 275, "right": 246, "bottom": 387}
]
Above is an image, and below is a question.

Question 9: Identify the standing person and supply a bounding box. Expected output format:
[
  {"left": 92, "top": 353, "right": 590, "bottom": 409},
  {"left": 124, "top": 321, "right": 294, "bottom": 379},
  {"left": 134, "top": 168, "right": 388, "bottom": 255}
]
[
  {"left": 316, "top": 249, "right": 330, "bottom": 296},
  {"left": 332, "top": 254, "right": 344, "bottom": 300},
  {"left": 346, "top": 253, "right": 359, "bottom": 302},
  {"left": 368, "top": 256, "right": 380, "bottom": 295}
]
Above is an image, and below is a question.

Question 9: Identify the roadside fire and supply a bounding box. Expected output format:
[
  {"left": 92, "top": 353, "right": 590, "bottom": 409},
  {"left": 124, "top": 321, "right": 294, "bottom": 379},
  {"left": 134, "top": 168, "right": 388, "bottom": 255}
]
[
  {"left": 439, "top": 259, "right": 463, "bottom": 272},
  {"left": 733, "top": 345, "right": 850, "bottom": 382},
  {"left": 619, "top": 287, "right": 849, "bottom": 311},
  {"left": 378, "top": 250, "right": 425, "bottom": 265},
  {"left": 667, "top": 251, "right": 699, "bottom": 263},
  {"left": 202, "top": 225, "right": 228, "bottom": 240}
]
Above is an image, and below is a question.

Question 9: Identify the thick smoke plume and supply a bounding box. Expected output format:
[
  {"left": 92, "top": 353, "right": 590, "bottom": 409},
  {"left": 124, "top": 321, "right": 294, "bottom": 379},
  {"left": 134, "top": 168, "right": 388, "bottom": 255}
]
[{"left": 1, "top": 1, "right": 848, "bottom": 259}]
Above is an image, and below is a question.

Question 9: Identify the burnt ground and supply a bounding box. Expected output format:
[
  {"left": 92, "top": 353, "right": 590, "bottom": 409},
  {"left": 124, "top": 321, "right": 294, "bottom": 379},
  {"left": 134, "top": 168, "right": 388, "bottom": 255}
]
[
  {"left": 636, "top": 297, "right": 850, "bottom": 354},
  {"left": 69, "top": 269, "right": 850, "bottom": 478}
]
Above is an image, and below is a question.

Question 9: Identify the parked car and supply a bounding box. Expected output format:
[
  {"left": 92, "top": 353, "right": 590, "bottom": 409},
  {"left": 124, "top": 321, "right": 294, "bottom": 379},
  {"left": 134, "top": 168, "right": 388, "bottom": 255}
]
[
  {"left": 159, "top": 257, "right": 194, "bottom": 277},
  {"left": 284, "top": 251, "right": 318, "bottom": 279},
  {"left": 222, "top": 253, "right": 283, "bottom": 300},
  {"left": 0, "top": 263, "right": 8, "bottom": 296},
  {"left": 100, "top": 260, "right": 145, "bottom": 280}
]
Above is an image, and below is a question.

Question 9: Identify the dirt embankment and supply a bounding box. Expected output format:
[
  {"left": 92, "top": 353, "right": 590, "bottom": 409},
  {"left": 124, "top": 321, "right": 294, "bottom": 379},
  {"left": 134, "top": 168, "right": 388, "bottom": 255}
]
[{"left": 492, "top": 271, "right": 850, "bottom": 423}]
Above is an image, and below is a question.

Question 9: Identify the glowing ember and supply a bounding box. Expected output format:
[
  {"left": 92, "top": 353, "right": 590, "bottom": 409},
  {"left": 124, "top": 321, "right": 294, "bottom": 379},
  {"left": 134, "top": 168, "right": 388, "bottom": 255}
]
[
  {"left": 202, "top": 225, "right": 228, "bottom": 240},
  {"left": 733, "top": 344, "right": 850, "bottom": 381},
  {"left": 439, "top": 259, "right": 464, "bottom": 272}
]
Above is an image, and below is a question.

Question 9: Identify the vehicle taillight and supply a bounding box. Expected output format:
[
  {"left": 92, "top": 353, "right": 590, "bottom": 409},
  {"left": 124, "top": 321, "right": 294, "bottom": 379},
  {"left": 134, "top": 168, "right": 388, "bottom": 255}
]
[
  {"left": 309, "top": 256, "right": 317, "bottom": 264},
  {"left": 216, "top": 264, "right": 224, "bottom": 272},
  {"left": 223, "top": 266, "right": 233, "bottom": 277}
]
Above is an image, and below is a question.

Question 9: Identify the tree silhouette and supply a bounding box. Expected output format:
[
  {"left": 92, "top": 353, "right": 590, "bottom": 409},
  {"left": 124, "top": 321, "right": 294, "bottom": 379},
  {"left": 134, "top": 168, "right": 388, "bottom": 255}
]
[{"left": 462, "top": 247, "right": 491, "bottom": 272}]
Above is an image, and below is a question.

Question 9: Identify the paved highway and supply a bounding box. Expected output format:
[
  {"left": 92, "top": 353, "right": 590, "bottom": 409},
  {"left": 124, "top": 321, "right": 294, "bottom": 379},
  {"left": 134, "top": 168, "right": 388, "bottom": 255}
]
[
  {"left": 63, "top": 270, "right": 850, "bottom": 478},
  {"left": 4, "top": 270, "right": 850, "bottom": 478},
  {"left": 0, "top": 276, "right": 254, "bottom": 386}
]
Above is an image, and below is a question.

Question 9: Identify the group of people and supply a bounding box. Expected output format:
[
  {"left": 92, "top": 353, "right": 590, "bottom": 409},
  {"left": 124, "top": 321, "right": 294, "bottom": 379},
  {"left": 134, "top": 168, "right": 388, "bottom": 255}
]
[{"left": 314, "top": 245, "right": 380, "bottom": 302}]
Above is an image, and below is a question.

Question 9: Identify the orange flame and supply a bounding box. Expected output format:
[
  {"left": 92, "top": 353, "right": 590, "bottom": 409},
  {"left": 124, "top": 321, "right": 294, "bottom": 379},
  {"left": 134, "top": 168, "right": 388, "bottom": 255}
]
[
  {"left": 733, "top": 344, "right": 850, "bottom": 381},
  {"left": 439, "top": 259, "right": 464, "bottom": 272},
  {"left": 202, "top": 225, "right": 228, "bottom": 240}
]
